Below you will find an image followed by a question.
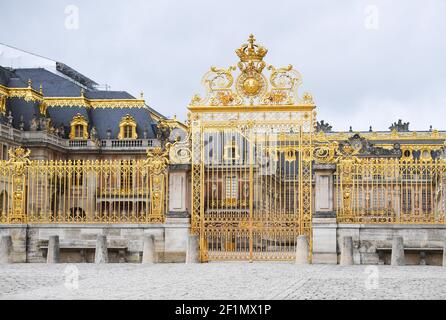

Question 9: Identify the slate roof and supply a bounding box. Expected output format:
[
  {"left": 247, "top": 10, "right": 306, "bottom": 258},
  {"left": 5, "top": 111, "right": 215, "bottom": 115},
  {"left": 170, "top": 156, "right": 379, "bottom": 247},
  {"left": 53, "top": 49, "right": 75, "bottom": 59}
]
[
  {"left": 0, "top": 66, "right": 14, "bottom": 86},
  {"left": 0, "top": 66, "right": 163, "bottom": 139}
]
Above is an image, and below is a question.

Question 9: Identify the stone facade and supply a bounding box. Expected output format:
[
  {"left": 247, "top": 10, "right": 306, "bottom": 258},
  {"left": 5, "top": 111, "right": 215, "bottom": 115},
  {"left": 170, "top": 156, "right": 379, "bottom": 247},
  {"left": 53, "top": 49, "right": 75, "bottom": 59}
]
[{"left": 0, "top": 219, "right": 190, "bottom": 263}]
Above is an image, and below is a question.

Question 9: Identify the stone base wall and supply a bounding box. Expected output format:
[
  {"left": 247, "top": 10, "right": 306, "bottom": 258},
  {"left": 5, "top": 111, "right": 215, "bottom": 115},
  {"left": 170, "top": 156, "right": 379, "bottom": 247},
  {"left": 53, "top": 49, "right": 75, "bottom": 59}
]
[
  {"left": 0, "top": 225, "right": 27, "bottom": 263},
  {"left": 0, "top": 218, "right": 190, "bottom": 263},
  {"left": 336, "top": 224, "right": 446, "bottom": 265},
  {"left": 3, "top": 220, "right": 445, "bottom": 265}
]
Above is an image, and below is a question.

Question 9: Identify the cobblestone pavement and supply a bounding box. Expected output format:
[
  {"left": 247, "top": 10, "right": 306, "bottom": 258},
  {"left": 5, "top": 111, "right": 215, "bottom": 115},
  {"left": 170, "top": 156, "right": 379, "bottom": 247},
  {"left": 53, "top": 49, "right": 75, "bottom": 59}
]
[{"left": 0, "top": 263, "right": 446, "bottom": 299}]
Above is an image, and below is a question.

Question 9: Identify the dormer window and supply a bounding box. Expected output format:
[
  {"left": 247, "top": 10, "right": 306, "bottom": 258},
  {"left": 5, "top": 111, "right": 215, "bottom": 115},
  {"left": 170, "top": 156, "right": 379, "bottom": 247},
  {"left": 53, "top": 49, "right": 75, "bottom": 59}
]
[
  {"left": 118, "top": 115, "right": 137, "bottom": 140},
  {"left": 75, "top": 125, "right": 84, "bottom": 137},
  {"left": 69, "top": 113, "right": 88, "bottom": 140},
  {"left": 123, "top": 125, "right": 133, "bottom": 139}
]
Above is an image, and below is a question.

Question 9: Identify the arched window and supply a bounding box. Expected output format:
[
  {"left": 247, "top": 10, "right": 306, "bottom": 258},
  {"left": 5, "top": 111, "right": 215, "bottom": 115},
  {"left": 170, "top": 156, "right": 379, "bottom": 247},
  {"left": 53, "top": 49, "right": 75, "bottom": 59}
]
[
  {"left": 118, "top": 115, "right": 137, "bottom": 139},
  {"left": 69, "top": 113, "right": 89, "bottom": 139}
]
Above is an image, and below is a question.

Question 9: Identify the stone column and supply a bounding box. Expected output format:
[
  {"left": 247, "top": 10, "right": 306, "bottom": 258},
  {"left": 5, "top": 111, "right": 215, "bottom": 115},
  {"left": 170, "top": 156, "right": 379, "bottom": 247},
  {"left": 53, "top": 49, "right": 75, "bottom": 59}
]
[
  {"left": 165, "top": 164, "right": 191, "bottom": 263},
  {"left": 295, "top": 235, "right": 309, "bottom": 265},
  {"left": 312, "top": 163, "right": 337, "bottom": 264},
  {"left": 186, "top": 234, "right": 199, "bottom": 263},
  {"left": 95, "top": 235, "right": 108, "bottom": 264},
  {"left": 0, "top": 235, "right": 12, "bottom": 264},
  {"left": 391, "top": 236, "right": 405, "bottom": 266},
  {"left": 340, "top": 236, "right": 353, "bottom": 265},
  {"left": 168, "top": 168, "right": 188, "bottom": 214},
  {"left": 142, "top": 235, "right": 156, "bottom": 264},
  {"left": 47, "top": 235, "right": 60, "bottom": 263}
]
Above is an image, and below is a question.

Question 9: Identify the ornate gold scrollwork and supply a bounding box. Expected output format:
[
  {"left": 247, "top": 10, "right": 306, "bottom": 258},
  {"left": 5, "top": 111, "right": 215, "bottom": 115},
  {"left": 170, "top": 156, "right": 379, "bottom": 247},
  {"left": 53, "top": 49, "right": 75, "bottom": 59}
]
[
  {"left": 39, "top": 101, "right": 47, "bottom": 116},
  {"left": 191, "top": 66, "right": 243, "bottom": 106},
  {"left": 262, "top": 65, "right": 302, "bottom": 105},
  {"left": 336, "top": 151, "right": 361, "bottom": 217},
  {"left": 145, "top": 145, "right": 170, "bottom": 223},
  {"left": 169, "top": 143, "right": 191, "bottom": 164},
  {"left": 313, "top": 131, "right": 338, "bottom": 164},
  {"left": 7, "top": 147, "right": 31, "bottom": 223},
  {"left": 189, "top": 34, "right": 315, "bottom": 107},
  {"left": 0, "top": 95, "right": 6, "bottom": 115}
]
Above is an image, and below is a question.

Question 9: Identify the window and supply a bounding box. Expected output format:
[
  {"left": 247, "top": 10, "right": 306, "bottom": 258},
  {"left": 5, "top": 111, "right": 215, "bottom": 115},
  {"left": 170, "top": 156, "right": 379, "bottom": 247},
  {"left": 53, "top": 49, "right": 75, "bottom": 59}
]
[
  {"left": 75, "top": 125, "right": 84, "bottom": 138},
  {"left": 120, "top": 161, "right": 133, "bottom": 191},
  {"left": 223, "top": 138, "right": 239, "bottom": 164},
  {"left": 1, "top": 145, "right": 8, "bottom": 160},
  {"left": 69, "top": 113, "right": 88, "bottom": 139},
  {"left": 118, "top": 115, "right": 137, "bottom": 139},
  {"left": 421, "top": 188, "right": 432, "bottom": 212},
  {"left": 123, "top": 125, "right": 133, "bottom": 139},
  {"left": 71, "top": 171, "right": 83, "bottom": 186},
  {"left": 225, "top": 175, "right": 238, "bottom": 205},
  {"left": 402, "top": 188, "right": 412, "bottom": 214}
]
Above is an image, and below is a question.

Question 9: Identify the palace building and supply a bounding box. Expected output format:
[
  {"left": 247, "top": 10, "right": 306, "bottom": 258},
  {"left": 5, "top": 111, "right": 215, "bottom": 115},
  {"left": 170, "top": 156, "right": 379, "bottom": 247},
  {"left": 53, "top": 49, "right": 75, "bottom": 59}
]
[{"left": 0, "top": 36, "right": 445, "bottom": 265}]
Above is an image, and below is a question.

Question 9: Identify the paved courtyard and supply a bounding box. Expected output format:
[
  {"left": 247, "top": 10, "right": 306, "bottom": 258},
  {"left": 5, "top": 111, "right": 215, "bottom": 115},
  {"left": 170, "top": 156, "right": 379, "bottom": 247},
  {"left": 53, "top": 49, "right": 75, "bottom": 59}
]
[{"left": 0, "top": 263, "right": 446, "bottom": 299}]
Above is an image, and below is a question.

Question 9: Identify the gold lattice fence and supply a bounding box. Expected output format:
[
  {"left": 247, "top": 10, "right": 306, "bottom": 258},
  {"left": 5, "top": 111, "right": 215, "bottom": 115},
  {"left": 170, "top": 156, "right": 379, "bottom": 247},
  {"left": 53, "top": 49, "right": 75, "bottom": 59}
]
[
  {"left": 0, "top": 147, "right": 169, "bottom": 224},
  {"left": 335, "top": 158, "right": 446, "bottom": 224}
]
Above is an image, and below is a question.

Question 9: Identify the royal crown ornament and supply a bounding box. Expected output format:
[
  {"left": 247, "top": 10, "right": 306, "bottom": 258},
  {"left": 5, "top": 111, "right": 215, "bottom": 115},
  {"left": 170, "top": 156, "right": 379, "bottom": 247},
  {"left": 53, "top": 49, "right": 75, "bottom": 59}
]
[{"left": 235, "top": 34, "right": 268, "bottom": 73}]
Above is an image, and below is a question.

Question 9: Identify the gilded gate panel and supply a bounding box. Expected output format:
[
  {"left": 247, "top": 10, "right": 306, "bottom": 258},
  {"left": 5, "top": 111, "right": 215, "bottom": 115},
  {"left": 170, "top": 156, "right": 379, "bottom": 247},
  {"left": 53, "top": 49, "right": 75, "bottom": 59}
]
[
  {"left": 0, "top": 146, "right": 170, "bottom": 224},
  {"left": 189, "top": 35, "right": 316, "bottom": 261}
]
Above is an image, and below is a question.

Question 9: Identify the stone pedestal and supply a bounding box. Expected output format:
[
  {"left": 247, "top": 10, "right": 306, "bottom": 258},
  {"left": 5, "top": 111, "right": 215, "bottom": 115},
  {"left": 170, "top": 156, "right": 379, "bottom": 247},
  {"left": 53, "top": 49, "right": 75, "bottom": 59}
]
[
  {"left": 168, "top": 169, "right": 188, "bottom": 213},
  {"left": 0, "top": 235, "right": 12, "bottom": 264},
  {"left": 166, "top": 166, "right": 190, "bottom": 262},
  {"left": 47, "top": 235, "right": 60, "bottom": 263},
  {"left": 164, "top": 216, "right": 190, "bottom": 262},
  {"left": 391, "top": 236, "right": 405, "bottom": 266},
  {"left": 95, "top": 235, "right": 108, "bottom": 264},
  {"left": 142, "top": 235, "right": 156, "bottom": 264},
  {"left": 312, "top": 164, "right": 337, "bottom": 264},
  {"left": 1, "top": 225, "right": 27, "bottom": 262},
  {"left": 312, "top": 218, "right": 338, "bottom": 264},
  {"left": 314, "top": 164, "right": 335, "bottom": 214},
  {"left": 340, "top": 236, "right": 353, "bottom": 265},
  {"left": 295, "top": 235, "right": 309, "bottom": 265},
  {"left": 443, "top": 239, "right": 446, "bottom": 267},
  {"left": 186, "top": 234, "right": 199, "bottom": 263}
]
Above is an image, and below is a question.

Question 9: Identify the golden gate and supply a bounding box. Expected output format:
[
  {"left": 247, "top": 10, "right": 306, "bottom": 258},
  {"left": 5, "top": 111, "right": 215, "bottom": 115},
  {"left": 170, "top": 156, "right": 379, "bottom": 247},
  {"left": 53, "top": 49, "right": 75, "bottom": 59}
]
[{"left": 188, "top": 35, "right": 316, "bottom": 261}]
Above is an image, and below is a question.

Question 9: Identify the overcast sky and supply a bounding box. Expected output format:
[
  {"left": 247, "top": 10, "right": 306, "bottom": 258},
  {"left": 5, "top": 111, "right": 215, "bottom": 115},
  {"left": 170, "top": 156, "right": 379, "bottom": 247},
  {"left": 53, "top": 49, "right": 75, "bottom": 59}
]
[{"left": 1, "top": 0, "right": 445, "bottom": 131}]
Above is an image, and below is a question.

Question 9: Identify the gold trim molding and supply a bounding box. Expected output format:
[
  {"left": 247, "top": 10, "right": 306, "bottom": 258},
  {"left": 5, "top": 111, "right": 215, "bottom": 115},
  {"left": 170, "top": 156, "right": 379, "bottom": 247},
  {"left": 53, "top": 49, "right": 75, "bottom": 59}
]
[
  {"left": 0, "top": 84, "right": 146, "bottom": 109},
  {"left": 318, "top": 130, "right": 446, "bottom": 143},
  {"left": 189, "top": 34, "right": 315, "bottom": 109}
]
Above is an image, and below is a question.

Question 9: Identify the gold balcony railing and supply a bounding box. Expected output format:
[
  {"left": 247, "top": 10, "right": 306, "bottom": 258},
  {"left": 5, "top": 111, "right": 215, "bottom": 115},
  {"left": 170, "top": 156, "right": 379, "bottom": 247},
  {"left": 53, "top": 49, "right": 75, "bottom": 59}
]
[{"left": 0, "top": 147, "right": 169, "bottom": 224}]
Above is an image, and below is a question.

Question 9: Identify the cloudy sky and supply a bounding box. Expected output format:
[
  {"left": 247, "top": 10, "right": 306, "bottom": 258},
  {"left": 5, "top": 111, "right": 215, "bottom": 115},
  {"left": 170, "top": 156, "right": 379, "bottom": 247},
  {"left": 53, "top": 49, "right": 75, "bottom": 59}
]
[{"left": 1, "top": 0, "right": 445, "bottom": 131}]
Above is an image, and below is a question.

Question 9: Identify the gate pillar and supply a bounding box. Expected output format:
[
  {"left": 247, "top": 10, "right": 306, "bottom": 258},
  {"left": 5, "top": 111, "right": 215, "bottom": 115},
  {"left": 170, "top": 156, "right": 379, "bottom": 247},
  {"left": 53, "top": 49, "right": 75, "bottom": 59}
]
[
  {"left": 165, "top": 135, "right": 193, "bottom": 262},
  {"left": 312, "top": 163, "right": 338, "bottom": 264},
  {"left": 8, "top": 147, "right": 31, "bottom": 224}
]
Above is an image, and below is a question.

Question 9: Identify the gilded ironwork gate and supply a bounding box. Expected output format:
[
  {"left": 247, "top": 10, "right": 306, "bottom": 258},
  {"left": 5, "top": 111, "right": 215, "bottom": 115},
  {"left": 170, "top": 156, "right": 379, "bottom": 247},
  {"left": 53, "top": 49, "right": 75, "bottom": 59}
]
[{"left": 189, "top": 35, "right": 316, "bottom": 261}]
